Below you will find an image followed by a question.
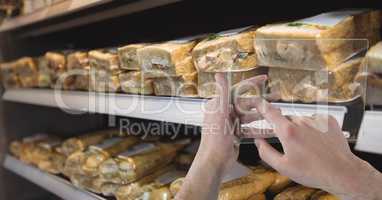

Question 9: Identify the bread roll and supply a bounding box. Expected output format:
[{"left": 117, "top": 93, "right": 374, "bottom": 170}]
[
  {"left": 256, "top": 10, "right": 381, "bottom": 70},
  {"left": 119, "top": 71, "right": 154, "bottom": 95},
  {"left": 268, "top": 58, "right": 363, "bottom": 103},
  {"left": 36, "top": 57, "right": 52, "bottom": 88},
  {"left": 137, "top": 40, "right": 197, "bottom": 78},
  {"left": 67, "top": 51, "right": 90, "bottom": 90},
  {"left": 118, "top": 43, "right": 147, "bottom": 70},
  {"left": 12, "top": 57, "right": 39, "bottom": 88},
  {"left": 1, "top": 61, "right": 21, "bottom": 89},
  {"left": 88, "top": 49, "right": 121, "bottom": 92},
  {"left": 45, "top": 51, "right": 74, "bottom": 89},
  {"left": 193, "top": 27, "right": 257, "bottom": 72},
  {"left": 152, "top": 72, "right": 198, "bottom": 97},
  {"left": 274, "top": 185, "right": 317, "bottom": 200}
]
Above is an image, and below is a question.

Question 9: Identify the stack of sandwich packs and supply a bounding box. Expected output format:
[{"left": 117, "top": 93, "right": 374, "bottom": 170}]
[
  {"left": 256, "top": 10, "right": 381, "bottom": 103},
  {"left": 1, "top": 9, "right": 381, "bottom": 103}
]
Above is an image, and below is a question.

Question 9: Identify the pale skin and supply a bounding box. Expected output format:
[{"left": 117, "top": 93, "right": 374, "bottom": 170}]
[{"left": 175, "top": 73, "right": 382, "bottom": 200}]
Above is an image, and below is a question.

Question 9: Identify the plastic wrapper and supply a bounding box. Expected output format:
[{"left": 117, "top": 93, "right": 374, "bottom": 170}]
[
  {"left": 255, "top": 10, "right": 381, "bottom": 70},
  {"left": 119, "top": 71, "right": 154, "bottom": 95},
  {"left": 268, "top": 57, "right": 364, "bottom": 103},
  {"left": 89, "top": 49, "right": 121, "bottom": 92},
  {"left": 169, "top": 177, "right": 184, "bottom": 197},
  {"left": 193, "top": 26, "right": 257, "bottom": 72},
  {"left": 70, "top": 174, "right": 100, "bottom": 193},
  {"left": 58, "top": 129, "right": 116, "bottom": 157},
  {"left": 12, "top": 57, "right": 39, "bottom": 88},
  {"left": 137, "top": 39, "right": 197, "bottom": 78},
  {"left": 218, "top": 169, "right": 276, "bottom": 200},
  {"left": 81, "top": 136, "right": 140, "bottom": 177},
  {"left": 9, "top": 134, "right": 50, "bottom": 161},
  {"left": 311, "top": 191, "right": 340, "bottom": 200},
  {"left": 146, "top": 187, "right": 172, "bottom": 200},
  {"left": 45, "top": 51, "right": 75, "bottom": 89},
  {"left": 99, "top": 140, "right": 189, "bottom": 184},
  {"left": 274, "top": 186, "right": 318, "bottom": 200},
  {"left": 67, "top": 51, "right": 90, "bottom": 90},
  {"left": 0, "top": 61, "right": 21, "bottom": 89},
  {"left": 152, "top": 72, "right": 198, "bottom": 97},
  {"left": 198, "top": 68, "right": 266, "bottom": 98},
  {"left": 115, "top": 165, "right": 175, "bottom": 200},
  {"left": 118, "top": 43, "right": 147, "bottom": 70}
]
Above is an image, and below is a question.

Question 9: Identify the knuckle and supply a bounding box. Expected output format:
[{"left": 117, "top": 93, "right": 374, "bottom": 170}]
[{"left": 284, "top": 123, "right": 296, "bottom": 138}]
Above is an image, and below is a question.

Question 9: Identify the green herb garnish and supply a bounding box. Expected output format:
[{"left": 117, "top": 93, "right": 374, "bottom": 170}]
[{"left": 206, "top": 34, "right": 220, "bottom": 41}]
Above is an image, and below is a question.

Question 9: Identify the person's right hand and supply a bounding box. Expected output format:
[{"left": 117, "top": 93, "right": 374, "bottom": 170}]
[{"left": 240, "top": 98, "right": 382, "bottom": 200}]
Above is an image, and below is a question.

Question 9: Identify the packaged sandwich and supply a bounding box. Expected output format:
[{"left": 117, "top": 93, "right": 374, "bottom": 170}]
[
  {"left": 36, "top": 57, "right": 52, "bottom": 88},
  {"left": 255, "top": 10, "right": 381, "bottom": 70},
  {"left": 99, "top": 140, "right": 189, "bottom": 184},
  {"left": 119, "top": 71, "right": 154, "bottom": 95},
  {"left": 218, "top": 169, "right": 276, "bottom": 200},
  {"left": 67, "top": 51, "right": 90, "bottom": 91},
  {"left": 198, "top": 68, "right": 266, "bottom": 98},
  {"left": 115, "top": 165, "right": 176, "bottom": 200},
  {"left": 311, "top": 191, "right": 340, "bottom": 200},
  {"left": 81, "top": 136, "right": 140, "bottom": 177},
  {"left": 45, "top": 51, "right": 74, "bottom": 89},
  {"left": 58, "top": 129, "right": 116, "bottom": 157},
  {"left": 118, "top": 43, "right": 147, "bottom": 70},
  {"left": 0, "top": 61, "right": 21, "bottom": 89},
  {"left": 268, "top": 57, "right": 363, "bottom": 103},
  {"left": 193, "top": 26, "right": 257, "bottom": 72},
  {"left": 152, "top": 72, "right": 198, "bottom": 97},
  {"left": 89, "top": 49, "right": 121, "bottom": 92},
  {"left": 12, "top": 57, "right": 39, "bottom": 88},
  {"left": 137, "top": 39, "right": 197, "bottom": 78}
]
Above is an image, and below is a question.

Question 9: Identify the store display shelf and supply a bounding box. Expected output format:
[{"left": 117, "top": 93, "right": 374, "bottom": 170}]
[
  {"left": 0, "top": 0, "right": 181, "bottom": 34},
  {"left": 356, "top": 111, "right": 382, "bottom": 154},
  {"left": 3, "top": 89, "right": 348, "bottom": 127},
  {"left": 3, "top": 155, "right": 106, "bottom": 200}
]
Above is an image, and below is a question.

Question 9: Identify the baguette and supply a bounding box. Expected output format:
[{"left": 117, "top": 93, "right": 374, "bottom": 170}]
[
  {"left": 118, "top": 43, "right": 147, "bottom": 70},
  {"left": 274, "top": 185, "right": 317, "bottom": 200},
  {"left": 256, "top": 10, "right": 381, "bottom": 70},
  {"left": 193, "top": 27, "right": 257, "bottom": 72},
  {"left": 137, "top": 41, "right": 197, "bottom": 78},
  {"left": 119, "top": 71, "right": 154, "bottom": 95},
  {"left": 268, "top": 58, "right": 363, "bottom": 103},
  {"left": 99, "top": 141, "right": 188, "bottom": 184},
  {"left": 218, "top": 170, "right": 276, "bottom": 200}
]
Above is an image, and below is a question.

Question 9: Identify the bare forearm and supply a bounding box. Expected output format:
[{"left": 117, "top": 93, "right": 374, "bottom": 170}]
[{"left": 175, "top": 148, "right": 226, "bottom": 200}]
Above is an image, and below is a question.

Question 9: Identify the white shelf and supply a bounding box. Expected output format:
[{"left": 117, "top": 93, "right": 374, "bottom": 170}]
[
  {"left": 0, "top": 0, "right": 181, "bottom": 35},
  {"left": 3, "top": 89, "right": 348, "bottom": 127},
  {"left": 356, "top": 111, "right": 382, "bottom": 154},
  {"left": 3, "top": 155, "right": 105, "bottom": 200}
]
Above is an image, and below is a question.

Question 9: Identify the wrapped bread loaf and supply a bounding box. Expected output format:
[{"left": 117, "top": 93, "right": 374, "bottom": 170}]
[
  {"left": 58, "top": 129, "right": 116, "bottom": 157},
  {"left": 148, "top": 187, "right": 173, "bottom": 200},
  {"left": 218, "top": 169, "right": 276, "bottom": 200},
  {"left": 37, "top": 56, "right": 52, "bottom": 88},
  {"left": 0, "top": 61, "right": 21, "bottom": 89},
  {"left": 119, "top": 71, "right": 154, "bottom": 95},
  {"left": 9, "top": 134, "right": 50, "bottom": 161},
  {"left": 118, "top": 43, "right": 147, "bottom": 70},
  {"left": 268, "top": 57, "right": 363, "bottom": 103},
  {"left": 169, "top": 177, "right": 184, "bottom": 197},
  {"left": 193, "top": 26, "right": 257, "bottom": 72},
  {"left": 247, "top": 194, "right": 266, "bottom": 200},
  {"left": 81, "top": 136, "right": 140, "bottom": 177},
  {"left": 137, "top": 40, "right": 197, "bottom": 78},
  {"left": 45, "top": 51, "right": 74, "bottom": 89},
  {"left": 152, "top": 72, "right": 198, "bottom": 97},
  {"left": 67, "top": 51, "right": 90, "bottom": 91},
  {"left": 311, "top": 191, "right": 340, "bottom": 200},
  {"left": 274, "top": 186, "right": 318, "bottom": 200},
  {"left": 198, "top": 68, "right": 266, "bottom": 98},
  {"left": 13, "top": 57, "right": 39, "bottom": 88},
  {"left": 255, "top": 10, "right": 381, "bottom": 70},
  {"left": 89, "top": 49, "right": 121, "bottom": 92},
  {"left": 99, "top": 140, "right": 188, "bottom": 184},
  {"left": 115, "top": 165, "right": 175, "bottom": 200},
  {"left": 70, "top": 174, "right": 100, "bottom": 193}
]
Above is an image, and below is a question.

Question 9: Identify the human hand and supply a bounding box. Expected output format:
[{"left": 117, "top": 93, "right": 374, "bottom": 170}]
[{"left": 242, "top": 98, "right": 382, "bottom": 200}]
